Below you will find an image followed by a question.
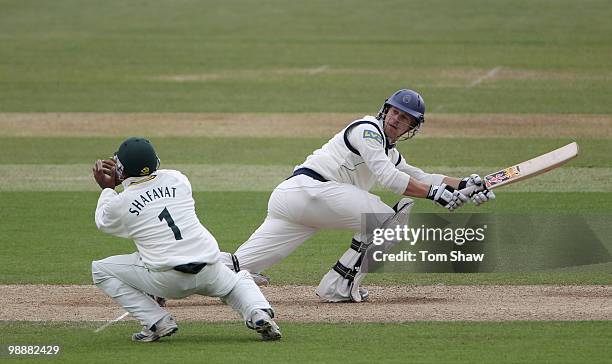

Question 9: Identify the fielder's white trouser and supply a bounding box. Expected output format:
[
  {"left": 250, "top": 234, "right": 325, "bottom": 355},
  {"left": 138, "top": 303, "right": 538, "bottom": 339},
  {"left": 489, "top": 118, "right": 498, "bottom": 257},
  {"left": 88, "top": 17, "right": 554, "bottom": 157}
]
[
  {"left": 92, "top": 252, "right": 272, "bottom": 329},
  {"left": 220, "top": 175, "right": 395, "bottom": 301}
]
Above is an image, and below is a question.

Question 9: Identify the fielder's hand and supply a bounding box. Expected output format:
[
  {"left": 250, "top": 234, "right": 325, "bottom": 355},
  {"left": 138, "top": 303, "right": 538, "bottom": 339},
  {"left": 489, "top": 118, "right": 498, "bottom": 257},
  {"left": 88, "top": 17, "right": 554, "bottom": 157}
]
[
  {"left": 426, "top": 183, "right": 468, "bottom": 211},
  {"left": 92, "top": 159, "right": 119, "bottom": 190},
  {"left": 458, "top": 174, "right": 496, "bottom": 206}
]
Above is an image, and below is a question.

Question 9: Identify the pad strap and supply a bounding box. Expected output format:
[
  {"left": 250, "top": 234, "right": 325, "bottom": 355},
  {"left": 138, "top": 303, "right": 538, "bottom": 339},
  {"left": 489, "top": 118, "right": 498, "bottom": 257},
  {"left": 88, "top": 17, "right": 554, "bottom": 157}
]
[
  {"left": 332, "top": 261, "right": 356, "bottom": 281},
  {"left": 350, "top": 238, "right": 364, "bottom": 252}
]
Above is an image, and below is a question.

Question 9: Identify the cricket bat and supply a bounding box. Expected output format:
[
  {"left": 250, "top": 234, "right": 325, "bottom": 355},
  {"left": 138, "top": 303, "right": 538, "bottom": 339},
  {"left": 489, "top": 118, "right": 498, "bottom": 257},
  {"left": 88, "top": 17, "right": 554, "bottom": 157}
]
[{"left": 459, "top": 142, "right": 579, "bottom": 195}]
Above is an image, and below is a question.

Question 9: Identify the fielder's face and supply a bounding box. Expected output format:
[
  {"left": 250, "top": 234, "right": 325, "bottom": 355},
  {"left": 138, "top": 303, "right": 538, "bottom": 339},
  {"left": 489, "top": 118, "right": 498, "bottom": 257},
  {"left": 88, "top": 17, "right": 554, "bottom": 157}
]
[{"left": 384, "top": 106, "right": 418, "bottom": 142}]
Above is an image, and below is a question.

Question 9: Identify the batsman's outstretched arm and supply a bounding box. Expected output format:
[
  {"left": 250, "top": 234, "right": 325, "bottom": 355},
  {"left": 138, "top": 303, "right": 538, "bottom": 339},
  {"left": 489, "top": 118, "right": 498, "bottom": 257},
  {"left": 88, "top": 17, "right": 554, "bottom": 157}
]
[
  {"left": 403, "top": 177, "right": 430, "bottom": 198},
  {"left": 442, "top": 176, "right": 462, "bottom": 189}
]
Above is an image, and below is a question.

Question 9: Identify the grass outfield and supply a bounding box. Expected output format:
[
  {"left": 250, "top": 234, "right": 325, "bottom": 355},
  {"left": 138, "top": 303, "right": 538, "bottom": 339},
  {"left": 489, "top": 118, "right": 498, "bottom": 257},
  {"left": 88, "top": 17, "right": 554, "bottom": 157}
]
[
  {"left": 2, "top": 321, "right": 611, "bottom": 363},
  {"left": 1, "top": 191, "right": 611, "bottom": 285},
  {"left": 1, "top": 1, "right": 611, "bottom": 113},
  {"left": 1, "top": 137, "right": 611, "bottom": 167},
  {"left": 0, "top": 133, "right": 610, "bottom": 286}
]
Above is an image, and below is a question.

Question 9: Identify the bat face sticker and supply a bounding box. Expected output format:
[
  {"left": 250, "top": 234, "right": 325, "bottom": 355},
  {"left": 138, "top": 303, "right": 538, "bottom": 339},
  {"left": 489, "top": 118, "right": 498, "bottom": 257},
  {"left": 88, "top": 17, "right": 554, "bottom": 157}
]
[{"left": 484, "top": 166, "right": 521, "bottom": 188}]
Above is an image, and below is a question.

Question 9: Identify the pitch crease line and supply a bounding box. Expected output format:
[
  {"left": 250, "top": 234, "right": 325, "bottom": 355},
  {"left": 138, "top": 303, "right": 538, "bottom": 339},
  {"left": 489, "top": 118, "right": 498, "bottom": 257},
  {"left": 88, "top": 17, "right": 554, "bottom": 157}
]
[
  {"left": 308, "top": 65, "right": 329, "bottom": 75},
  {"left": 467, "top": 66, "right": 502, "bottom": 88}
]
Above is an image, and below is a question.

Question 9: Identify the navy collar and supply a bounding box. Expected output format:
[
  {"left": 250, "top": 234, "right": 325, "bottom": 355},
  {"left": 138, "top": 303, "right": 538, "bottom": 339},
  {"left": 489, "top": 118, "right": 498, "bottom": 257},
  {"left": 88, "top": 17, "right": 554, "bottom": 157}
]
[{"left": 385, "top": 137, "right": 396, "bottom": 151}]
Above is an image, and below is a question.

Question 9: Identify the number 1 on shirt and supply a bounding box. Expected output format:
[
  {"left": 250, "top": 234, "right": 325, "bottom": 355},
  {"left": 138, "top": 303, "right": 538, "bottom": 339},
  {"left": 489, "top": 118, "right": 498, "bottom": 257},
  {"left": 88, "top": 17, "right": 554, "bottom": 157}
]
[{"left": 158, "top": 207, "right": 183, "bottom": 240}]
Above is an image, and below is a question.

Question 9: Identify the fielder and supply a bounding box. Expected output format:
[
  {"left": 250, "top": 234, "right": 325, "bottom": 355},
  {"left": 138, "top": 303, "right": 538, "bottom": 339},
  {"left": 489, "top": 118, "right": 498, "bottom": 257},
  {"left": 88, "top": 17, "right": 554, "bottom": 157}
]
[
  {"left": 220, "top": 89, "right": 495, "bottom": 302},
  {"left": 91, "top": 137, "right": 281, "bottom": 342}
]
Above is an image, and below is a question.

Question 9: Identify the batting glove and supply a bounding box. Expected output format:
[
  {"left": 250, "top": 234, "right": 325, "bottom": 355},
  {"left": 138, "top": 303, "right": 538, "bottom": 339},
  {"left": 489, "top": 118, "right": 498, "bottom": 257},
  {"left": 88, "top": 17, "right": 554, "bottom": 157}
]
[
  {"left": 459, "top": 174, "right": 496, "bottom": 206},
  {"left": 427, "top": 183, "right": 469, "bottom": 211}
]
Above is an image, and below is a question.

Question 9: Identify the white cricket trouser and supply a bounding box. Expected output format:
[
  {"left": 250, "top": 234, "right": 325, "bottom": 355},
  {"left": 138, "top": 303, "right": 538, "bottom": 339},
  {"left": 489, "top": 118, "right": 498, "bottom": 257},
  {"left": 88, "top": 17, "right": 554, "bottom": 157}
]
[
  {"left": 224, "top": 175, "right": 394, "bottom": 273},
  {"left": 92, "top": 252, "right": 272, "bottom": 329}
]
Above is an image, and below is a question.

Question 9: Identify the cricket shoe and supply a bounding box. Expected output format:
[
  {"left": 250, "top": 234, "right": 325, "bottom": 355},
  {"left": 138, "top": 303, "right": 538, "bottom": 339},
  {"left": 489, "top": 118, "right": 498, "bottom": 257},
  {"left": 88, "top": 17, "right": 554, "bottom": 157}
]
[
  {"left": 316, "top": 287, "right": 369, "bottom": 303},
  {"left": 246, "top": 309, "right": 282, "bottom": 341},
  {"left": 358, "top": 287, "right": 369, "bottom": 302},
  {"left": 346, "top": 287, "right": 370, "bottom": 302},
  {"left": 132, "top": 315, "right": 178, "bottom": 342},
  {"left": 251, "top": 272, "right": 270, "bottom": 287}
]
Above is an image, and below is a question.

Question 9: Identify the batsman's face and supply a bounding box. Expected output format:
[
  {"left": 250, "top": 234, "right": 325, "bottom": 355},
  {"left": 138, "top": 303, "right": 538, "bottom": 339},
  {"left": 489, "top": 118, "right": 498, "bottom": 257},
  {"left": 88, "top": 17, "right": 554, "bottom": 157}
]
[{"left": 384, "top": 107, "right": 418, "bottom": 142}]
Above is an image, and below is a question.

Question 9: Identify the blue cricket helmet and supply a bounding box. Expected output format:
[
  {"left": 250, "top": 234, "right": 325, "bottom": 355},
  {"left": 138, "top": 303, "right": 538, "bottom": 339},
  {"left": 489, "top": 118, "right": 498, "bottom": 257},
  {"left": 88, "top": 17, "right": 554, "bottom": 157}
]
[
  {"left": 383, "top": 89, "right": 425, "bottom": 123},
  {"left": 378, "top": 89, "right": 426, "bottom": 140}
]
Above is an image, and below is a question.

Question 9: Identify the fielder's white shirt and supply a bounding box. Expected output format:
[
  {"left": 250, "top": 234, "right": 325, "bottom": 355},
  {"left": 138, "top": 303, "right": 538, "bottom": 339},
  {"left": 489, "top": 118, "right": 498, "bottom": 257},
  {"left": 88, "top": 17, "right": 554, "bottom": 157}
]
[
  {"left": 95, "top": 169, "right": 220, "bottom": 270},
  {"left": 299, "top": 115, "right": 446, "bottom": 194}
]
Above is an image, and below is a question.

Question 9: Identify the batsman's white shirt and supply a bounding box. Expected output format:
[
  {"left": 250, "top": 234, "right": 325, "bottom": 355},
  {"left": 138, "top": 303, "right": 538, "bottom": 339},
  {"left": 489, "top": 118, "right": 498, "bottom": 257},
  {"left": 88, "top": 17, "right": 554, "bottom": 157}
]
[
  {"left": 300, "top": 115, "right": 445, "bottom": 191},
  {"left": 95, "top": 169, "right": 220, "bottom": 270}
]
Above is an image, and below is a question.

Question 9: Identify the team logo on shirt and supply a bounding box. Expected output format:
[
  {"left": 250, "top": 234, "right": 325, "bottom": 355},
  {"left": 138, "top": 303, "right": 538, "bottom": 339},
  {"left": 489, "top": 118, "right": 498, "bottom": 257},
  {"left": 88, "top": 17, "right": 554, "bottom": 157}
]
[{"left": 363, "top": 129, "right": 383, "bottom": 144}]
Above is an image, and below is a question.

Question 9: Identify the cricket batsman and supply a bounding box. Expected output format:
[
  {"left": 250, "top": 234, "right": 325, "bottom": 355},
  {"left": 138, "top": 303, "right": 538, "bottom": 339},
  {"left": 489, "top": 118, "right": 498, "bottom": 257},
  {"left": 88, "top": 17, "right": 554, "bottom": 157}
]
[{"left": 219, "top": 89, "right": 496, "bottom": 303}]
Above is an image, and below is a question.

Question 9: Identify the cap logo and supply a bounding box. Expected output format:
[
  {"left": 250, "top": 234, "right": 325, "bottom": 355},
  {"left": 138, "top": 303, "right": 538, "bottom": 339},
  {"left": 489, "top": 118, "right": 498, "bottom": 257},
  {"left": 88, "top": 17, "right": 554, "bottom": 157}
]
[
  {"left": 140, "top": 167, "right": 150, "bottom": 175},
  {"left": 402, "top": 94, "right": 412, "bottom": 104}
]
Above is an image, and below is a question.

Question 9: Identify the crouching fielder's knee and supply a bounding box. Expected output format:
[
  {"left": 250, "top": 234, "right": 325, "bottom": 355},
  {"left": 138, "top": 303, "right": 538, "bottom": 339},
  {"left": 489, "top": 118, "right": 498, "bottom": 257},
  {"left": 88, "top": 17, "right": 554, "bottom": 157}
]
[{"left": 91, "top": 260, "right": 107, "bottom": 285}]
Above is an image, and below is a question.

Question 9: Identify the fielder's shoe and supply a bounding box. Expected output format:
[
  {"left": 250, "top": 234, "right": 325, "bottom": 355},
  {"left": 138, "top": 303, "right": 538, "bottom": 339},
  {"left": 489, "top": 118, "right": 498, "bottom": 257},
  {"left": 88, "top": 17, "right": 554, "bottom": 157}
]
[
  {"left": 251, "top": 272, "right": 270, "bottom": 287},
  {"left": 246, "top": 309, "right": 282, "bottom": 341},
  {"left": 358, "top": 287, "right": 369, "bottom": 302},
  {"left": 132, "top": 315, "right": 178, "bottom": 342}
]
